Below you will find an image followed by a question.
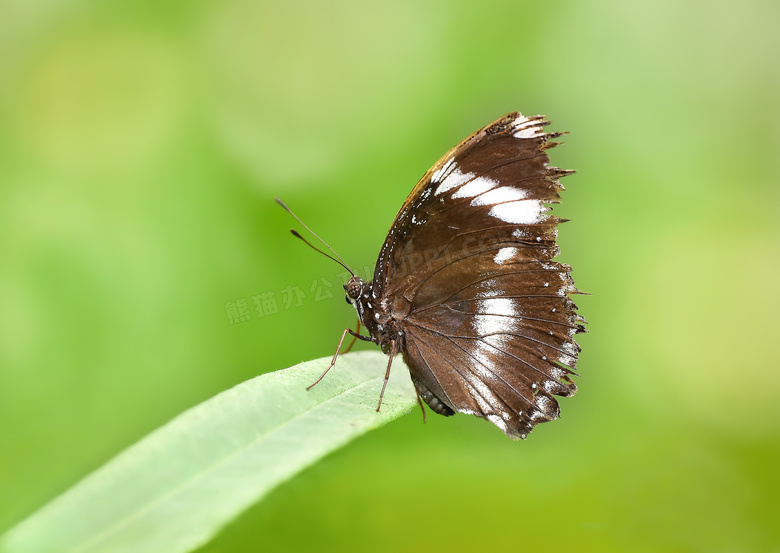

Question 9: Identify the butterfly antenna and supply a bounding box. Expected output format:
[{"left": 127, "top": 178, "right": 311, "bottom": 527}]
[
  {"left": 288, "top": 230, "right": 354, "bottom": 275},
  {"left": 276, "top": 197, "right": 354, "bottom": 276}
]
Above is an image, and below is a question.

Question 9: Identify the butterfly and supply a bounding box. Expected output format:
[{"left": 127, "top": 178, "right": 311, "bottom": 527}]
[{"left": 279, "top": 111, "right": 584, "bottom": 439}]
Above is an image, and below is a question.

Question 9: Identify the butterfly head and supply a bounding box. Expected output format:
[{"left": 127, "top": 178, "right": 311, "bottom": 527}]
[{"left": 344, "top": 275, "right": 365, "bottom": 305}]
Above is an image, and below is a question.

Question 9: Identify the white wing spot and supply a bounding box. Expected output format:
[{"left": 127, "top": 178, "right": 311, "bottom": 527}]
[
  {"left": 494, "top": 247, "right": 518, "bottom": 265},
  {"left": 451, "top": 176, "right": 499, "bottom": 199},
  {"left": 488, "top": 200, "right": 546, "bottom": 224},
  {"left": 434, "top": 165, "right": 474, "bottom": 196},
  {"left": 512, "top": 228, "right": 528, "bottom": 239},
  {"left": 535, "top": 395, "right": 551, "bottom": 410},
  {"left": 473, "top": 313, "right": 513, "bottom": 338},
  {"left": 472, "top": 300, "right": 518, "bottom": 348},
  {"left": 514, "top": 127, "right": 542, "bottom": 138},
  {"left": 511, "top": 115, "right": 546, "bottom": 139},
  {"left": 431, "top": 157, "right": 455, "bottom": 183},
  {"left": 478, "top": 298, "right": 517, "bottom": 317},
  {"left": 471, "top": 186, "right": 528, "bottom": 207},
  {"left": 563, "top": 342, "right": 578, "bottom": 355}
]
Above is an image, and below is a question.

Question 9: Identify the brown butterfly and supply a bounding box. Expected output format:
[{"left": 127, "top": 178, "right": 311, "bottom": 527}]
[{"left": 279, "top": 111, "right": 584, "bottom": 439}]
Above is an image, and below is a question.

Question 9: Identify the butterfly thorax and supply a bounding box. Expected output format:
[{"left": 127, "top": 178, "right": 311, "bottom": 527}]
[{"left": 344, "top": 276, "right": 402, "bottom": 354}]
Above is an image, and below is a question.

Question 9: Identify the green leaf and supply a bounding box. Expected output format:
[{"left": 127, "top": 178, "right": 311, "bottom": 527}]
[{"left": 0, "top": 352, "right": 416, "bottom": 553}]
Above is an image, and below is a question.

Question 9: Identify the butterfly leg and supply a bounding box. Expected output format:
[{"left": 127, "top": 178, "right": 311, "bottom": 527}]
[
  {"left": 307, "top": 327, "right": 374, "bottom": 391},
  {"left": 342, "top": 318, "right": 362, "bottom": 354},
  {"left": 376, "top": 340, "right": 399, "bottom": 412},
  {"left": 414, "top": 385, "right": 428, "bottom": 423}
]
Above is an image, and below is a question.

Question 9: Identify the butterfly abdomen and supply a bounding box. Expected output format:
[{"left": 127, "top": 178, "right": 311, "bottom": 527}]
[{"left": 410, "top": 375, "right": 455, "bottom": 417}]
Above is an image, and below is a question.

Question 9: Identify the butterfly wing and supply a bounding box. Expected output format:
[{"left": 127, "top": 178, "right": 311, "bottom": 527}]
[{"left": 373, "top": 112, "right": 584, "bottom": 439}]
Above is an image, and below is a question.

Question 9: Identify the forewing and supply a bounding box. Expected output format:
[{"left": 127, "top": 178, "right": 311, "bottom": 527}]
[{"left": 375, "top": 112, "right": 583, "bottom": 439}]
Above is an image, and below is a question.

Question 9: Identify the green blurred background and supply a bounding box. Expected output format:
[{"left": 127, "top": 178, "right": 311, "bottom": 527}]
[{"left": 1, "top": 1, "right": 778, "bottom": 551}]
